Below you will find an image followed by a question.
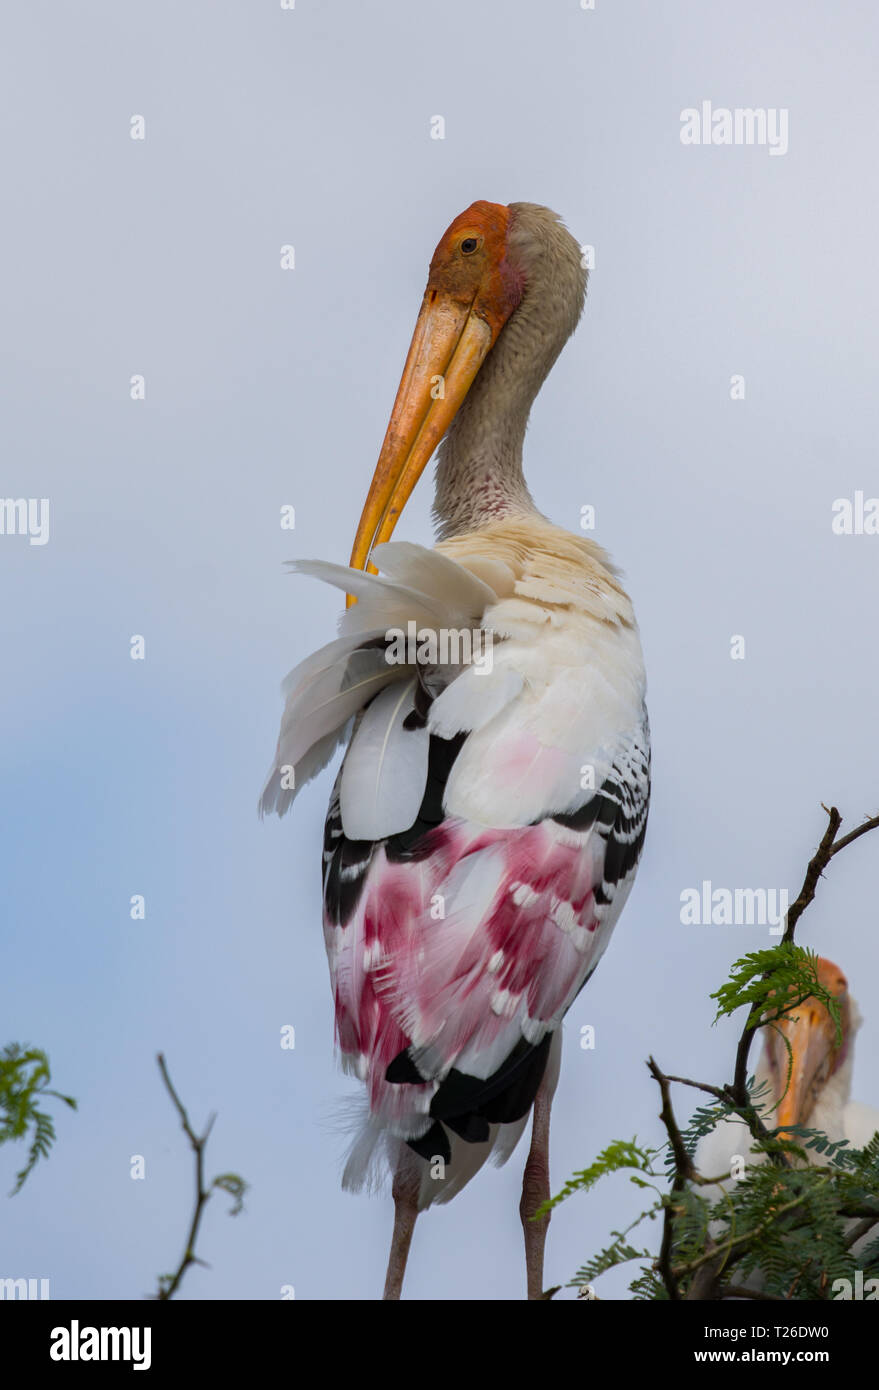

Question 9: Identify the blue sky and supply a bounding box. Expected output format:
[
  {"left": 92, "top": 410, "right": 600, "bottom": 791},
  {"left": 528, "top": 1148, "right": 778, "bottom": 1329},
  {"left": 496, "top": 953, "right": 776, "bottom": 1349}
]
[{"left": 1, "top": 0, "right": 877, "bottom": 1299}]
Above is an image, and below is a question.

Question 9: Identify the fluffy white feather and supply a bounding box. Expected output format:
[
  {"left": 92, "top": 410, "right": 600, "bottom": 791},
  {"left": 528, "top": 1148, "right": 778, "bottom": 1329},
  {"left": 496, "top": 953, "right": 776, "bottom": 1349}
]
[
  {"left": 369, "top": 540, "right": 499, "bottom": 617},
  {"left": 339, "top": 679, "right": 430, "bottom": 839}
]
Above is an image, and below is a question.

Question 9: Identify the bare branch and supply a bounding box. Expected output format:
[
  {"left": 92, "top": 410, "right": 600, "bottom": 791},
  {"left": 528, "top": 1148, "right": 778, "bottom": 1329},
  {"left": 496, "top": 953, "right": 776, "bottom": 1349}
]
[
  {"left": 155, "top": 1054, "right": 244, "bottom": 1300},
  {"left": 664, "top": 1074, "right": 727, "bottom": 1102},
  {"left": 781, "top": 805, "right": 843, "bottom": 945},
  {"left": 827, "top": 811, "right": 879, "bottom": 861},
  {"left": 647, "top": 1056, "right": 693, "bottom": 1301},
  {"left": 648, "top": 1058, "right": 695, "bottom": 1182}
]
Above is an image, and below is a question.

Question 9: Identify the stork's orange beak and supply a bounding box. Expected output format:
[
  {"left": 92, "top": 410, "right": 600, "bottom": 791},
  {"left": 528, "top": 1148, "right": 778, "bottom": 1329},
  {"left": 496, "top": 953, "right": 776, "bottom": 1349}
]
[
  {"left": 347, "top": 291, "right": 494, "bottom": 587},
  {"left": 774, "top": 1002, "right": 840, "bottom": 1130},
  {"left": 347, "top": 201, "right": 521, "bottom": 604}
]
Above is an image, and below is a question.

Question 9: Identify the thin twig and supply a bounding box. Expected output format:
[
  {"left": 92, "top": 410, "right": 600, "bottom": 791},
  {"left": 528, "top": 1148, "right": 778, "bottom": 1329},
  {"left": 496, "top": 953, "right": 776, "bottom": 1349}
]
[
  {"left": 664, "top": 1070, "right": 778, "bottom": 1166},
  {"left": 648, "top": 1058, "right": 695, "bottom": 1182},
  {"left": 826, "top": 812, "right": 879, "bottom": 861},
  {"left": 647, "top": 1057, "right": 692, "bottom": 1300},
  {"left": 156, "top": 1053, "right": 217, "bottom": 1301},
  {"left": 781, "top": 805, "right": 843, "bottom": 946},
  {"left": 664, "top": 1074, "right": 727, "bottom": 1102}
]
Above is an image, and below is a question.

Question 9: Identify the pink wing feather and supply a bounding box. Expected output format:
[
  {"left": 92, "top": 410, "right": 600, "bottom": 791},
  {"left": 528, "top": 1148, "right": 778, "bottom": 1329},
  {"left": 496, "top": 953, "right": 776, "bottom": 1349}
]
[{"left": 322, "top": 722, "right": 649, "bottom": 1193}]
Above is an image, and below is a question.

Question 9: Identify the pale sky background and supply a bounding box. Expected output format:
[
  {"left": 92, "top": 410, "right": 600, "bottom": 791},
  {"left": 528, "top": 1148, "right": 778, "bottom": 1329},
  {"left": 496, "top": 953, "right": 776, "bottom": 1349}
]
[{"left": 1, "top": 0, "right": 877, "bottom": 1301}]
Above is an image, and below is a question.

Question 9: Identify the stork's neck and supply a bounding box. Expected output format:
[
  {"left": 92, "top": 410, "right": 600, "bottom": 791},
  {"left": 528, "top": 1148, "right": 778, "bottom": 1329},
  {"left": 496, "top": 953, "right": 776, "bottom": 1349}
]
[
  {"left": 432, "top": 360, "right": 536, "bottom": 539},
  {"left": 433, "top": 203, "right": 588, "bottom": 540}
]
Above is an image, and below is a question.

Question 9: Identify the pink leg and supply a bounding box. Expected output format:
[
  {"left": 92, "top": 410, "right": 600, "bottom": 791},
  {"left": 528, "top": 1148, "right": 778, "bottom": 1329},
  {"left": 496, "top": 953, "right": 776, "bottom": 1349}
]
[
  {"left": 382, "top": 1148, "right": 421, "bottom": 1300},
  {"left": 520, "top": 1081, "right": 554, "bottom": 1300},
  {"left": 520, "top": 1034, "right": 563, "bottom": 1300}
]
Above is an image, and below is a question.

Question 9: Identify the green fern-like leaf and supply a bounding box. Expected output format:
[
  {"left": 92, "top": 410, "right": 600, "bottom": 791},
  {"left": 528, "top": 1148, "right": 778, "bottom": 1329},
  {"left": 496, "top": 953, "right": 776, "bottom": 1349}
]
[
  {"left": 538, "top": 1139, "right": 660, "bottom": 1218},
  {"left": 711, "top": 944, "right": 842, "bottom": 1043},
  {"left": 0, "top": 1043, "right": 76, "bottom": 1194}
]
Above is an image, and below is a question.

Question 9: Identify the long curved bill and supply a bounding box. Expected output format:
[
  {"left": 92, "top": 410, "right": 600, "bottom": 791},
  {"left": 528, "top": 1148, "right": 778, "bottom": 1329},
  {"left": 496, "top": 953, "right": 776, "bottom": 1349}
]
[
  {"left": 347, "top": 292, "right": 493, "bottom": 603},
  {"left": 775, "top": 1005, "right": 836, "bottom": 1130}
]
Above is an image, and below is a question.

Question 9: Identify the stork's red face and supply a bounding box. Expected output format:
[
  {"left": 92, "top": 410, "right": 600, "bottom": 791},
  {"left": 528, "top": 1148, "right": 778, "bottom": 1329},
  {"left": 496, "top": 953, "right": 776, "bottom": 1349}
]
[
  {"left": 348, "top": 201, "right": 524, "bottom": 591},
  {"left": 762, "top": 956, "right": 850, "bottom": 1129}
]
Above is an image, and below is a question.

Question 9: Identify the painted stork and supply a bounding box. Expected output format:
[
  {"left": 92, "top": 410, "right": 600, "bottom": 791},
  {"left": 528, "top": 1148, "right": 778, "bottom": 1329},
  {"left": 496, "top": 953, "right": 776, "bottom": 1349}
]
[
  {"left": 692, "top": 956, "right": 879, "bottom": 1291},
  {"left": 696, "top": 956, "right": 879, "bottom": 1179},
  {"left": 261, "top": 201, "right": 650, "bottom": 1299}
]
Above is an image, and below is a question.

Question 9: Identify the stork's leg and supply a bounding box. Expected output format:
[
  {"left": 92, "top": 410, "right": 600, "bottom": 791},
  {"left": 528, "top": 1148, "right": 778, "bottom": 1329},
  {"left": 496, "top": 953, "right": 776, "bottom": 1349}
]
[
  {"left": 520, "top": 1078, "right": 554, "bottom": 1299},
  {"left": 382, "top": 1147, "right": 421, "bottom": 1300},
  {"left": 520, "top": 1031, "right": 563, "bottom": 1300}
]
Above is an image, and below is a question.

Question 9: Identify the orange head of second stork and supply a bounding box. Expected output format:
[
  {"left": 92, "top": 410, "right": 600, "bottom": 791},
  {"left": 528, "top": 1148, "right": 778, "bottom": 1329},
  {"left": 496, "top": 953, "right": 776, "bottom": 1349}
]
[
  {"left": 696, "top": 955, "right": 877, "bottom": 1204},
  {"left": 761, "top": 957, "right": 858, "bottom": 1134}
]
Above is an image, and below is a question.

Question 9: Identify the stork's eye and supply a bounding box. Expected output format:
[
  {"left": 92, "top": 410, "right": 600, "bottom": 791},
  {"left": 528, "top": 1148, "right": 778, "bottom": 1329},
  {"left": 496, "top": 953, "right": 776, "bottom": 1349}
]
[{"left": 460, "top": 237, "right": 479, "bottom": 254}]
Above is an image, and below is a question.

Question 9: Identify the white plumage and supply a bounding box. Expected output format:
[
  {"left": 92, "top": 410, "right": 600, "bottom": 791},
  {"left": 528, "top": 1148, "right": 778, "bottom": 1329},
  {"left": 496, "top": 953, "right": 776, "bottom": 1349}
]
[
  {"left": 261, "top": 525, "right": 648, "bottom": 1201},
  {"left": 262, "top": 199, "right": 650, "bottom": 1298}
]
